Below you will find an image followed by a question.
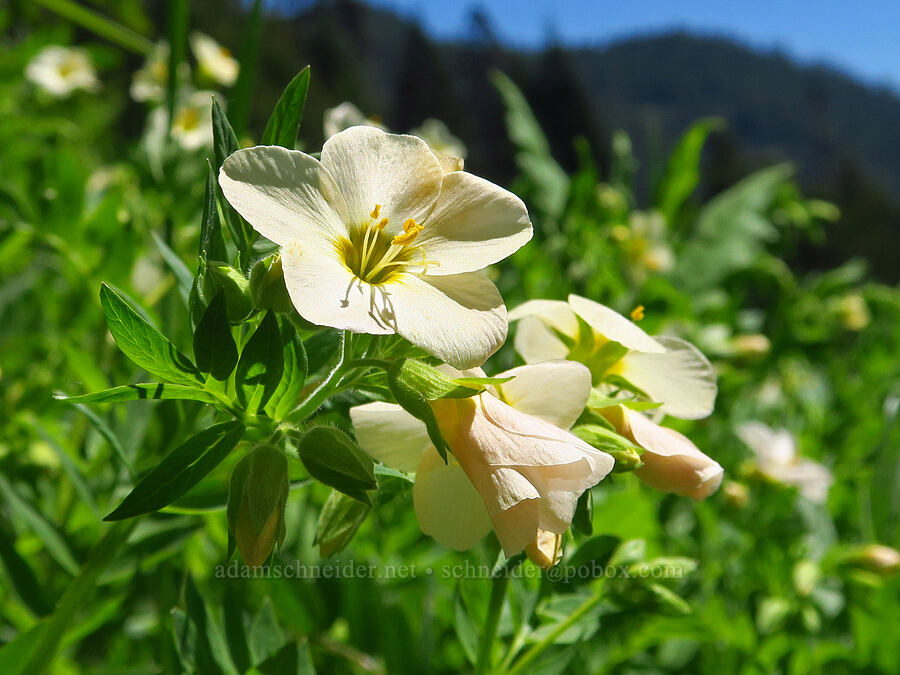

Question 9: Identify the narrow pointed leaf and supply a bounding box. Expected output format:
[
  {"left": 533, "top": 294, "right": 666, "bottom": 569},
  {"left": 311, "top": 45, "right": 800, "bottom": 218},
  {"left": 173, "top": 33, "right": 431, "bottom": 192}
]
[
  {"left": 235, "top": 312, "right": 283, "bottom": 413},
  {"left": 261, "top": 66, "right": 310, "bottom": 148},
  {"left": 55, "top": 383, "right": 218, "bottom": 405},
  {"left": 100, "top": 283, "right": 202, "bottom": 385},
  {"left": 265, "top": 319, "right": 308, "bottom": 421},
  {"left": 105, "top": 421, "right": 244, "bottom": 520},
  {"left": 193, "top": 290, "right": 238, "bottom": 380}
]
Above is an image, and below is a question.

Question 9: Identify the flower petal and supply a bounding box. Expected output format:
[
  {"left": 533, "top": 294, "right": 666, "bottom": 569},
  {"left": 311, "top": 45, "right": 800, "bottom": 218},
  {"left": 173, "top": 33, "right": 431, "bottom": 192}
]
[
  {"left": 416, "top": 171, "right": 532, "bottom": 275},
  {"left": 321, "top": 126, "right": 443, "bottom": 231},
  {"left": 736, "top": 422, "right": 796, "bottom": 465},
  {"left": 513, "top": 315, "right": 570, "bottom": 363},
  {"left": 387, "top": 272, "right": 507, "bottom": 369},
  {"left": 280, "top": 242, "right": 394, "bottom": 334},
  {"left": 766, "top": 459, "right": 832, "bottom": 504},
  {"left": 219, "top": 146, "right": 350, "bottom": 247},
  {"left": 413, "top": 448, "right": 493, "bottom": 551},
  {"left": 618, "top": 336, "right": 717, "bottom": 419},
  {"left": 624, "top": 409, "right": 723, "bottom": 500},
  {"left": 494, "top": 361, "right": 591, "bottom": 430},
  {"left": 509, "top": 299, "right": 578, "bottom": 334},
  {"left": 350, "top": 402, "right": 431, "bottom": 473},
  {"left": 567, "top": 294, "right": 665, "bottom": 353}
]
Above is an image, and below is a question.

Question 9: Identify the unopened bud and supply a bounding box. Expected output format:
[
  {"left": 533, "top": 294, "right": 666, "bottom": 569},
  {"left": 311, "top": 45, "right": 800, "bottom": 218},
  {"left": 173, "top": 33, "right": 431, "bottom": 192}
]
[
  {"left": 848, "top": 544, "right": 900, "bottom": 576},
  {"left": 526, "top": 529, "right": 563, "bottom": 569},
  {"left": 206, "top": 264, "right": 253, "bottom": 322},
  {"left": 249, "top": 255, "right": 294, "bottom": 314},
  {"left": 227, "top": 445, "right": 289, "bottom": 567}
]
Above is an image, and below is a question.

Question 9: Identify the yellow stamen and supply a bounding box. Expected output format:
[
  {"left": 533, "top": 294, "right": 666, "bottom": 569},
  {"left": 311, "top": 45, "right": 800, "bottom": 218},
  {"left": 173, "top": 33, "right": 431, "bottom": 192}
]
[
  {"left": 370, "top": 204, "right": 381, "bottom": 219},
  {"left": 377, "top": 217, "right": 389, "bottom": 229},
  {"left": 630, "top": 305, "right": 645, "bottom": 321},
  {"left": 392, "top": 226, "right": 421, "bottom": 246},
  {"left": 402, "top": 218, "right": 419, "bottom": 233}
]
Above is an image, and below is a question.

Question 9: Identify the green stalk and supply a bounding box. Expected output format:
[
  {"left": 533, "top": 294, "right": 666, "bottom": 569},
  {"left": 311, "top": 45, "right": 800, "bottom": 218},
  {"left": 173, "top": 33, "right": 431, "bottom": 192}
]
[
  {"left": 31, "top": 0, "right": 154, "bottom": 55},
  {"left": 506, "top": 582, "right": 606, "bottom": 675},
  {"left": 288, "top": 331, "right": 352, "bottom": 422},
  {"left": 475, "top": 571, "right": 509, "bottom": 675}
]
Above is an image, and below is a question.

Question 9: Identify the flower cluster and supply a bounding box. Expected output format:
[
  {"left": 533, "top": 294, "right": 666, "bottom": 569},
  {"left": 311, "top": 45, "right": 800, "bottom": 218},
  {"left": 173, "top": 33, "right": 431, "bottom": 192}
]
[{"left": 218, "top": 124, "right": 725, "bottom": 567}]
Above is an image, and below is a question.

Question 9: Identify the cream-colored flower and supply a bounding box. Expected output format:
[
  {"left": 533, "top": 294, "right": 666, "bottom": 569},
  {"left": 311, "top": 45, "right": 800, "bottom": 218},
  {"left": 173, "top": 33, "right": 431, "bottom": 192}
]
[
  {"left": 171, "top": 91, "right": 215, "bottom": 150},
  {"left": 737, "top": 422, "right": 832, "bottom": 503},
  {"left": 510, "top": 295, "right": 716, "bottom": 419},
  {"left": 219, "top": 126, "right": 533, "bottom": 368},
  {"left": 350, "top": 361, "right": 614, "bottom": 555},
  {"left": 25, "top": 46, "right": 99, "bottom": 98},
  {"left": 131, "top": 42, "right": 174, "bottom": 103},
  {"left": 412, "top": 118, "right": 467, "bottom": 171},
  {"left": 323, "top": 102, "right": 384, "bottom": 139},
  {"left": 600, "top": 405, "right": 723, "bottom": 499},
  {"left": 190, "top": 32, "right": 238, "bottom": 87}
]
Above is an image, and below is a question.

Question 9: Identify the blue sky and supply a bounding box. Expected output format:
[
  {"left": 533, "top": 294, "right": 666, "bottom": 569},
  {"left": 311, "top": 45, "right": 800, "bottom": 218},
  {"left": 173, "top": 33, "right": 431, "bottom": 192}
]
[{"left": 368, "top": 0, "right": 900, "bottom": 92}]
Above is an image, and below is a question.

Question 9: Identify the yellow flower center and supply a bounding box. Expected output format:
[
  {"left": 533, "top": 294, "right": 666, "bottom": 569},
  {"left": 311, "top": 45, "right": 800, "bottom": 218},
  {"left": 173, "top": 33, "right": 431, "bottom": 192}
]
[
  {"left": 336, "top": 204, "right": 438, "bottom": 284},
  {"left": 58, "top": 57, "right": 81, "bottom": 78},
  {"left": 174, "top": 107, "right": 201, "bottom": 132}
]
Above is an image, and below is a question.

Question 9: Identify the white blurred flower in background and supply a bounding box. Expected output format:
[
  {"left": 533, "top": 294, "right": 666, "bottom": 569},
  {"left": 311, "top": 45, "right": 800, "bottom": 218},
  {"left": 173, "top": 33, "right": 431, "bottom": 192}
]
[{"left": 26, "top": 45, "right": 99, "bottom": 98}]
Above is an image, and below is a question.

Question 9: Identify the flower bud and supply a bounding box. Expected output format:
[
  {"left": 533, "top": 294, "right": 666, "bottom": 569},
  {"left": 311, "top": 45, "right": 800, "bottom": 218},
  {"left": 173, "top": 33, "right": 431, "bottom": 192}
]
[
  {"left": 227, "top": 445, "right": 289, "bottom": 567},
  {"left": 206, "top": 264, "right": 253, "bottom": 322},
  {"left": 848, "top": 544, "right": 900, "bottom": 576},
  {"left": 526, "top": 529, "right": 563, "bottom": 569},
  {"left": 599, "top": 405, "right": 723, "bottom": 500},
  {"left": 249, "top": 255, "right": 294, "bottom": 314}
]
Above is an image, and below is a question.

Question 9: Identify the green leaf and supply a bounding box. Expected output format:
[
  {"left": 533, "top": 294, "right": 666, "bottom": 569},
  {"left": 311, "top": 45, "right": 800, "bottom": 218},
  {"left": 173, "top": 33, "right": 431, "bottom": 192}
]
[
  {"left": 294, "top": 427, "right": 376, "bottom": 504},
  {"left": 165, "top": 0, "right": 189, "bottom": 136},
  {"left": 211, "top": 97, "right": 253, "bottom": 267},
  {"left": 235, "top": 312, "right": 284, "bottom": 413},
  {"left": 390, "top": 358, "right": 488, "bottom": 400},
  {"left": 227, "top": 0, "right": 263, "bottom": 137},
  {"left": 0, "top": 526, "right": 54, "bottom": 616},
  {"left": 55, "top": 383, "right": 218, "bottom": 405},
  {"left": 261, "top": 66, "right": 311, "bottom": 148},
  {"left": 100, "top": 283, "right": 202, "bottom": 385},
  {"left": 572, "top": 489, "right": 593, "bottom": 536},
  {"left": 18, "top": 521, "right": 135, "bottom": 675},
  {"left": 655, "top": 117, "right": 723, "bottom": 223},
  {"left": 0, "top": 474, "right": 79, "bottom": 575},
  {"left": 105, "top": 421, "right": 244, "bottom": 520},
  {"left": 193, "top": 290, "right": 238, "bottom": 380},
  {"left": 191, "top": 162, "right": 228, "bottom": 328},
  {"left": 264, "top": 319, "right": 308, "bottom": 421},
  {"left": 315, "top": 490, "right": 371, "bottom": 557}
]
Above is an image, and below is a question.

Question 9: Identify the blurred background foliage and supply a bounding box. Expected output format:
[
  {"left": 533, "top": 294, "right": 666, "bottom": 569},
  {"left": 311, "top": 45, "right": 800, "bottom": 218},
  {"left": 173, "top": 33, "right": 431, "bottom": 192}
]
[{"left": 0, "top": 0, "right": 898, "bottom": 673}]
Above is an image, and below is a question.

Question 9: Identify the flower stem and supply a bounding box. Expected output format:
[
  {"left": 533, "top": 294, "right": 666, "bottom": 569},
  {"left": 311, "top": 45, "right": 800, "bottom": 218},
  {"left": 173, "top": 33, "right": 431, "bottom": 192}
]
[
  {"left": 474, "top": 568, "right": 509, "bottom": 675},
  {"left": 289, "top": 330, "right": 352, "bottom": 422},
  {"left": 506, "top": 582, "right": 606, "bottom": 675}
]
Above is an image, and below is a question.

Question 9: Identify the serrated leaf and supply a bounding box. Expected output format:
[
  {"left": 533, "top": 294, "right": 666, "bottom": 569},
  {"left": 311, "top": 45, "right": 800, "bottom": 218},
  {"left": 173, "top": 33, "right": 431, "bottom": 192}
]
[
  {"left": 315, "top": 490, "right": 371, "bottom": 557},
  {"left": 295, "top": 427, "right": 376, "bottom": 504},
  {"left": 105, "top": 421, "right": 244, "bottom": 520},
  {"left": 261, "top": 66, "right": 310, "bottom": 148},
  {"left": 193, "top": 290, "right": 238, "bottom": 380},
  {"left": 100, "top": 283, "right": 202, "bottom": 385},
  {"left": 55, "top": 383, "right": 218, "bottom": 405},
  {"left": 235, "top": 312, "right": 284, "bottom": 413}
]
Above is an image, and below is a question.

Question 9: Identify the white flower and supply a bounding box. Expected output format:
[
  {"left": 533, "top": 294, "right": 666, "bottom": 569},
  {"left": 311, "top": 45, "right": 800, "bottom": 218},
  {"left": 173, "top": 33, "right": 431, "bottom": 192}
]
[
  {"left": 600, "top": 405, "right": 723, "bottom": 500},
  {"left": 131, "top": 42, "right": 174, "bottom": 103},
  {"left": 350, "top": 361, "right": 614, "bottom": 556},
  {"left": 510, "top": 295, "right": 716, "bottom": 419},
  {"left": 323, "top": 102, "right": 384, "bottom": 139},
  {"left": 190, "top": 32, "right": 238, "bottom": 87},
  {"left": 411, "top": 118, "right": 467, "bottom": 172},
  {"left": 147, "top": 91, "right": 215, "bottom": 152},
  {"left": 737, "top": 422, "right": 832, "bottom": 503},
  {"left": 25, "top": 46, "right": 99, "bottom": 98},
  {"left": 219, "top": 126, "right": 533, "bottom": 368}
]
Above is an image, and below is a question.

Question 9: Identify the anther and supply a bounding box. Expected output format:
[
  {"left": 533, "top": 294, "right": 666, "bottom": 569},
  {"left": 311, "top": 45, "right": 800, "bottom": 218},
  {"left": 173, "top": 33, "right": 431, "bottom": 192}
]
[{"left": 370, "top": 204, "right": 381, "bottom": 219}]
